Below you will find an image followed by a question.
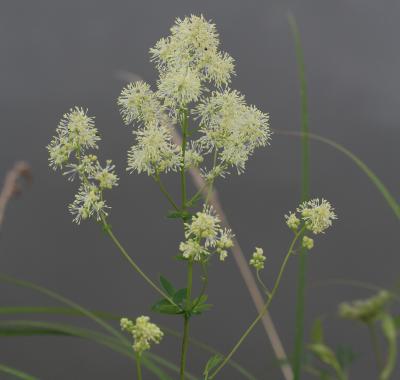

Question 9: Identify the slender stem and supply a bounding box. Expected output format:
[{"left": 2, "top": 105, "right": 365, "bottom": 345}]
[
  {"left": 209, "top": 228, "right": 304, "bottom": 379},
  {"left": 101, "top": 218, "right": 176, "bottom": 306},
  {"left": 180, "top": 109, "right": 189, "bottom": 210},
  {"left": 289, "top": 14, "right": 310, "bottom": 380},
  {"left": 256, "top": 270, "right": 272, "bottom": 298},
  {"left": 191, "top": 263, "right": 208, "bottom": 310},
  {"left": 136, "top": 353, "right": 143, "bottom": 380},
  {"left": 153, "top": 174, "right": 180, "bottom": 211},
  {"left": 180, "top": 261, "right": 194, "bottom": 380},
  {"left": 205, "top": 149, "right": 218, "bottom": 204},
  {"left": 368, "top": 323, "right": 383, "bottom": 371}
]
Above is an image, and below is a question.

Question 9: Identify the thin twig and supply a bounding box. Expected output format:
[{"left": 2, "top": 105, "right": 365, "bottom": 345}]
[{"left": 0, "top": 161, "right": 31, "bottom": 228}]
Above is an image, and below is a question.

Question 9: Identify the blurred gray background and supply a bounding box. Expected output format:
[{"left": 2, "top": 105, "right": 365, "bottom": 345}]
[{"left": 1, "top": 0, "right": 399, "bottom": 379}]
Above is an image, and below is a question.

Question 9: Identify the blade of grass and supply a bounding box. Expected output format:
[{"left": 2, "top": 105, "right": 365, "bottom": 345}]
[
  {"left": 0, "top": 364, "right": 38, "bottom": 380},
  {"left": 0, "top": 306, "right": 257, "bottom": 380},
  {"left": 0, "top": 320, "right": 180, "bottom": 380},
  {"left": 0, "top": 275, "right": 177, "bottom": 379},
  {"left": 0, "top": 273, "right": 126, "bottom": 344},
  {"left": 288, "top": 13, "right": 310, "bottom": 380},
  {"left": 274, "top": 130, "right": 400, "bottom": 220}
]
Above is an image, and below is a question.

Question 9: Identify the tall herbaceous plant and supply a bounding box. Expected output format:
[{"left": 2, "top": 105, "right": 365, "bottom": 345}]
[{"left": 47, "top": 15, "right": 336, "bottom": 380}]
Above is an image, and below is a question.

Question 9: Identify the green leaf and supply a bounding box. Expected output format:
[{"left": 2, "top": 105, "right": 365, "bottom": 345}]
[
  {"left": 159, "top": 276, "right": 175, "bottom": 297},
  {"left": 173, "top": 288, "right": 188, "bottom": 305},
  {"left": 0, "top": 364, "right": 39, "bottom": 380},
  {"left": 308, "top": 343, "right": 342, "bottom": 377},
  {"left": 151, "top": 299, "right": 182, "bottom": 315},
  {"left": 203, "top": 354, "right": 223, "bottom": 380},
  {"left": 1, "top": 306, "right": 255, "bottom": 380},
  {"left": 0, "top": 274, "right": 125, "bottom": 344},
  {"left": 0, "top": 320, "right": 176, "bottom": 380},
  {"left": 192, "top": 304, "right": 213, "bottom": 315},
  {"left": 166, "top": 210, "right": 191, "bottom": 221},
  {"left": 311, "top": 318, "right": 324, "bottom": 344}
]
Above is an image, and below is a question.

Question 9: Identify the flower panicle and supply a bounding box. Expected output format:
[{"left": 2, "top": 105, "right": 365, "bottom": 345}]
[{"left": 47, "top": 108, "right": 118, "bottom": 224}]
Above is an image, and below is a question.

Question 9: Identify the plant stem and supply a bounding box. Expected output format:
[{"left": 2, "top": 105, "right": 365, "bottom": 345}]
[
  {"left": 180, "top": 109, "right": 189, "bottom": 210},
  {"left": 180, "top": 261, "right": 193, "bottom": 380},
  {"left": 153, "top": 174, "right": 180, "bottom": 211},
  {"left": 209, "top": 228, "right": 304, "bottom": 379},
  {"left": 101, "top": 218, "right": 176, "bottom": 305},
  {"left": 256, "top": 269, "right": 272, "bottom": 298},
  {"left": 136, "top": 353, "right": 143, "bottom": 380},
  {"left": 368, "top": 323, "right": 383, "bottom": 371},
  {"left": 289, "top": 14, "right": 310, "bottom": 380}
]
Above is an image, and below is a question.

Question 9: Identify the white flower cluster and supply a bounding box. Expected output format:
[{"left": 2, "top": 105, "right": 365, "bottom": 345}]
[
  {"left": 150, "top": 15, "right": 235, "bottom": 91},
  {"left": 121, "top": 316, "right": 164, "bottom": 355},
  {"left": 118, "top": 15, "right": 270, "bottom": 181},
  {"left": 285, "top": 198, "right": 336, "bottom": 252},
  {"left": 179, "top": 205, "right": 234, "bottom": 262},
  {"left": 195, "top": 90, "right": 271, "bottom": 174},
  {"left": 285, "top": 198, "right": 337, "bottom": 235},
  {"left": 249, "top": 247, "right": 266, "bottom": 270},
  {"left": 47, "top": 107, "right": 118, "bottom": 223}
]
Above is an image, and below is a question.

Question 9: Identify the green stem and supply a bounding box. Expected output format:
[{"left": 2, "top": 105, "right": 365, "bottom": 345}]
[
  {"left": 368, "top": 323, "right": 384, "bottom": 371},
  {"left": 101, "top": 218, "right": 176, "bottom": 306},
  {"left": 256, "top": 269, "right": 272, "bottom": 298},
  {"left": 180, "top": 261, "right": 194, "bottom": 380},
  {"left": 209, "top": 228, "right": 305, "bottom": 379},
  {"left": 191, "top": 263, "right": 209, "bottom": 310},
  {"left": 136, "top": 353, "right": 143, "bottom": 380},
  {"left": 153, "top": 174, "right": 180, "bottom": 211},
  {"left": 180, "top": 109, "right": 189, "bottom": 210},
  {"left": 289, "top": 13, "right": 310, "bottom": 380}
]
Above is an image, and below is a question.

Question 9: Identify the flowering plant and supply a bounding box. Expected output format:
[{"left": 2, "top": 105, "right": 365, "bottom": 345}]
[{"left": 46, "top": 15, "right": 337, "bottom": 380}]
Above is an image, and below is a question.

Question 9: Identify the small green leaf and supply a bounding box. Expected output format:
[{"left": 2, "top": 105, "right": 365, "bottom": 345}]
[
  {"left": 204, "top": 354, "right": 223, "bottom": 379},
  {"left": 159, "top": 276, "right": 175, "bottom": 297},
  {"left": 192, "top": 303, "right": 213, "bottom": 315},
  {"left": 152, "top": 300, "right": 182, "bottom": 315},
  {"left": 191, "top": 294, "right": 208, "bottom": 307},
  {"left": 166, "top": 210, "right": 191, "bottom": 221},
  {"left": 308, "top": 343, "right": 342, "bottom": 375},
  {"left": 173, "top": 288, "right": 188, "bottom": 305}
]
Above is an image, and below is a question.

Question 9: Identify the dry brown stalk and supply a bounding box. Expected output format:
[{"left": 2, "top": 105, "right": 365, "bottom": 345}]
[{"left": 0, "top": 161, "right": 31, "bottom": 228}]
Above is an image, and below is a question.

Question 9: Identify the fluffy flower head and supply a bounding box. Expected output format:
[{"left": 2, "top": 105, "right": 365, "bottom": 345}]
[
  {"left": 127, "top": 124, "right": 181, "bottom": 175},
  {"left": 185, "top": 205, "right": 220, "bottom": 243},
  {"left": 298, "top": 198, "right": 337, "bottom": 234},
  {"left": 195, "top": 90, "right": 271, "bottom": 173},
  {"left": 118, "top": 81, "right": 161, "bottom": 126},
  {"left": 47, "top": 107, "right": 99, "bottom": 170},
  {"left": 68, "top": 184, "right": 108, "bottom": 224},
  {"left": 150, "top": 15, "right": 234, "bottom": 87}
]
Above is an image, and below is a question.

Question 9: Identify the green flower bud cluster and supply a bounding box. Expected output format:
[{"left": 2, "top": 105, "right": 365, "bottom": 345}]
[
  {"left": 121, "top": 316, "right": 163, "bottom": 355},
  {"left": 338, "top": 290, "right": 391, "bottom": 323}
]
